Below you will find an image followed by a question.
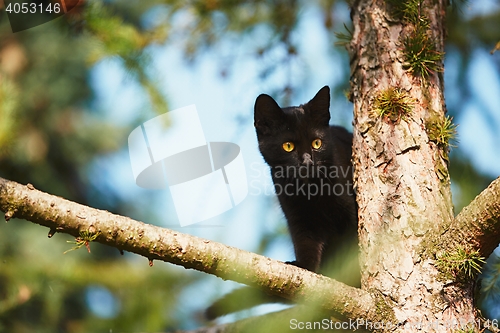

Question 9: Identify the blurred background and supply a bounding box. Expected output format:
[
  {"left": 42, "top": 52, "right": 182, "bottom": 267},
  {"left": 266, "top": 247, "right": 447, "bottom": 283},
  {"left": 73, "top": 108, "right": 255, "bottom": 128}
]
[{"left": 0, "top": 0, "right": 499, "bottom": 332}]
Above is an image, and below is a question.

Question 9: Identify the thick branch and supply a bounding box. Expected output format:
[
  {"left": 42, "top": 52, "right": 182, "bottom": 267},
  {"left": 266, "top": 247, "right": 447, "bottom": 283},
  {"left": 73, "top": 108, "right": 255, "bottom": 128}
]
[
  {"left": 0, "top": 177, "right": 388, "bottom": 324},
  {"left": 440, "top": 176, "right": 500, "bottom": 257}
]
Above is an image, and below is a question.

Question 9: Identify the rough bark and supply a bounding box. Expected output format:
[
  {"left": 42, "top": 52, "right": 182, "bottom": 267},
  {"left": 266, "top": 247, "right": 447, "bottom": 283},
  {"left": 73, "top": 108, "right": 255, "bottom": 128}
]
[
  {"left": 349, "top": 0, "right": 480, "bottom": 331},
  {"left": 440, "top": 176, "right": 500, "bottom": 257}
]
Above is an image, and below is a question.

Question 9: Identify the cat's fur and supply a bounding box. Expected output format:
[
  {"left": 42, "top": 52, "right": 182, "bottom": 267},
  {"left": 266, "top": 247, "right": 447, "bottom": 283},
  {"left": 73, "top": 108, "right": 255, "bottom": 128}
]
[
  {"left": 254, "top": 86, "right": 358, "bottom": 273},
  {"left": 205, "top": 86, "right": 358, "bottom": 319}
]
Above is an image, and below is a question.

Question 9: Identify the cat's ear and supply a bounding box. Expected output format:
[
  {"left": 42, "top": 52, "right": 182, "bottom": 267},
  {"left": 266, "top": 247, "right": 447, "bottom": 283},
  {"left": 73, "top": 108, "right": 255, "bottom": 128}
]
[
  {"left": 306, "top": 86, "right": 330, "bottom": 125},
  {"left": 254, "top": 94, "right": 285, "bottom": 135}
]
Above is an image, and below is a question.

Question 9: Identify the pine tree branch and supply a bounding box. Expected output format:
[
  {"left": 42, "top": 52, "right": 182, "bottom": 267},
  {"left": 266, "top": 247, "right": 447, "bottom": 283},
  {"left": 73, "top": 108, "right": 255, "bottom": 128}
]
[
  {"left": 0, "top": 177, "right": 390, "bottom": 324},
  {"left": 441, "top": 176, "right": 500, "bottom": 257}
]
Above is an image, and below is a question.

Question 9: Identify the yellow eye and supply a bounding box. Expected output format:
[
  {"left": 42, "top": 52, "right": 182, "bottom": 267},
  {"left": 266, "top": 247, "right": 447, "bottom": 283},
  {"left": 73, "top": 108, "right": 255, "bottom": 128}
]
[
  {"left": 312, "top": 139, "right": 322, "bottom": 149},
  {"left": 282, "top": 142, "right": 295, "bottom": 152}
]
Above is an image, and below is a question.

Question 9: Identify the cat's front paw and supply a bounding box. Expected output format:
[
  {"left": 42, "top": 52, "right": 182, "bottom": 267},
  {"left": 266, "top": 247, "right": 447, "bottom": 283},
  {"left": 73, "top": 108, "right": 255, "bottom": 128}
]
[
  {"left": 285, "top": 260, "right": 306, "bottom": 269},
  {"left": 285, "top": 260, "right": 317, "bottom": 272}
]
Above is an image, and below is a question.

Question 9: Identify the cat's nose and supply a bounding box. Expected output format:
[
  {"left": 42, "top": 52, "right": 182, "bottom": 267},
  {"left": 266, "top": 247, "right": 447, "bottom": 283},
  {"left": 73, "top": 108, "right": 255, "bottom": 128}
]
[{"left": 302, "top": 153, "right": 313, "bottom": 165}]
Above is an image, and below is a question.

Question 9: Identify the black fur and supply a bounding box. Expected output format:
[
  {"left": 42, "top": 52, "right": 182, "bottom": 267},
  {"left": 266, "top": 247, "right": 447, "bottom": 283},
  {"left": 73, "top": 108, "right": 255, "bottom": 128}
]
[
  {"left": 206, "top": 87, "right": 358, "bottom": 320},
  {"left": 255, "top": 86, "right": 358, "bottom": 273}
]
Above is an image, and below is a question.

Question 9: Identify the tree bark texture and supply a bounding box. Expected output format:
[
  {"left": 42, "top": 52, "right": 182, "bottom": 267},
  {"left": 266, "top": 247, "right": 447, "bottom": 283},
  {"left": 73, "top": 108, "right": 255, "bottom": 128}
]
[
  {"left": 441, "top": 176, "right": 500, "bottom": 257},
  {"left": 349, "top": 0, "right": 478, "bottom": 331}
]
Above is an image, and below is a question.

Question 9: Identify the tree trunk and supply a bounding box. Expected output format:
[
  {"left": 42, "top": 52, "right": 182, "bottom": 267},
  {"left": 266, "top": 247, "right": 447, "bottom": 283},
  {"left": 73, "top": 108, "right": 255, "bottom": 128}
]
[{"left": 349, "top": 0, "right": 478, "bottom": 331}]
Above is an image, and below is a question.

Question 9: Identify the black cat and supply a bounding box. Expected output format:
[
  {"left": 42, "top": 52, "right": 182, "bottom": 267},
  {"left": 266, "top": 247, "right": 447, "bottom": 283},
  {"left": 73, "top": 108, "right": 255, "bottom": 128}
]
[
  {"left": 254, "top": 85, "right": 358, "bottom": 273},
  {"left": 206, "top": 86, "right": 358, "bottom": 319}
]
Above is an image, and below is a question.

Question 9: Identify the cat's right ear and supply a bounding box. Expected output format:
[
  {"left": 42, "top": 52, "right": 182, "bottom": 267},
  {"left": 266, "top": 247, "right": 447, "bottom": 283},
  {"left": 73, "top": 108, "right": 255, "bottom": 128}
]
[{"left": 254, "top": 94, "right": 285, "bottom": 135}]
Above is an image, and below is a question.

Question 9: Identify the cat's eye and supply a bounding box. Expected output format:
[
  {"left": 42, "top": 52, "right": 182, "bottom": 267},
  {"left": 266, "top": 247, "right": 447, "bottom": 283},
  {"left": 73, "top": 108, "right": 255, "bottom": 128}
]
[
  {"left": 312, "top": 139, "right": 322, "bottom": 149},
  {"left": 282, "top": 142, "right": 295, "bottom": 152}
]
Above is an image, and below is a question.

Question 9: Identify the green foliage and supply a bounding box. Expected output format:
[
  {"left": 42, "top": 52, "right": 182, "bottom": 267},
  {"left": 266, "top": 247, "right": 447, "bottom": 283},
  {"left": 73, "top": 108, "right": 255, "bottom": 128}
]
[
  {"left": 84, "top": 1, "right": 169, "bottom": 115},
  {"left": 436, "top": 246, "right": 485, "bottom": 280},
  {"left": 84, "top": 2, "right": 160, "bottom": 61},
  {"left": 427, "top": 115, "right": 458, "bottom": 148},
  {"left": 403, "top": 25, "right": 444, "bottom": 78},
  {"left": 0, "top": 1, "right": 171, "bottom": 200},
  {"left": 334, "top": 23, "right": 353, "bottom": 47},
  {"left": 386, "top": 0, "right": 428, "bottom": 26},
  {"left": 64, "top": 230, "right": 101, "bottom": 254},
  {"left": 0, "top": 24, "right": 94, "bottom": 201},
  {"left": 0, "top": 221, "right": 193, "bottom": 333},
  {"left": 372, "top": 87, "right": 414, "bottom": 123},
  {"left": 0, "top": 77, "right": 19, "bottom": 155},
  {"left": 386, "top": 0, "right": 444, "bottom": 78},
  {"left": 0, "top": 2, "right": 190, "bottom": 331}
]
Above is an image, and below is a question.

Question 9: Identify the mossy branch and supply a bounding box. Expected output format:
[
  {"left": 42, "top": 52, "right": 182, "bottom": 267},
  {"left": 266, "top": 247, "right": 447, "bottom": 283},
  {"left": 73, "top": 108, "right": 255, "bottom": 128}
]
[
  {"left": 386, "top": 0, "right": 444, "bottom": 79},
  {"left": 0, "top": 177, "right": 387, "bottom": 324},
  {"left": 438, "top": 176, "right": 500, "bottom": 258},
  {"left": 435, "top": 246, "right": 485, "bottom": 280},
  {"left": 371, "top": 87, "right": 414, "bottom": 123},
  {"left": 426, "top": 115, "right": 458, "bottom": 148}
]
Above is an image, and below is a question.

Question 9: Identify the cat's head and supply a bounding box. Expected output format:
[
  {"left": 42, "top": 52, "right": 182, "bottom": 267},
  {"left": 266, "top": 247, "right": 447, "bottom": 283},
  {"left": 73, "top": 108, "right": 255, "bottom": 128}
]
[{"left": 254, "top": 86, "right": 334, "bottom": 170}]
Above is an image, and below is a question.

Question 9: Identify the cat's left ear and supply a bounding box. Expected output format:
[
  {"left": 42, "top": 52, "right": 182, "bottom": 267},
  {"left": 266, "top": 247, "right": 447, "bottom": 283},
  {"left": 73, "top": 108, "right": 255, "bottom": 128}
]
[
  {"left": 306, "top": 86, "right": 331, "bottom": 125},
  {"left": 254, "top": 93, "right": 286, "bottom": 136}
]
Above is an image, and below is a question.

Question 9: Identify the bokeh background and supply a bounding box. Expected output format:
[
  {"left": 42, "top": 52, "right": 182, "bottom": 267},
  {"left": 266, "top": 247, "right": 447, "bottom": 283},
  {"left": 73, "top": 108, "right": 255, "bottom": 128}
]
[{"left": 0, "top": 0, "right": 499, "bottom": 332}]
